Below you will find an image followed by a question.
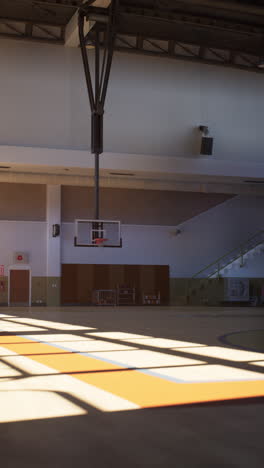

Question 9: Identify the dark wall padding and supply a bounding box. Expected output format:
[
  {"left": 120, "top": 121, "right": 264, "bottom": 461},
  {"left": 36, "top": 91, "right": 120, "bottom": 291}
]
[
  {"left": 61, "top": 186, "right": 233, "bottom": 225},
  {"left": 0, "top": 183, "right": 46, "bottom": 221},
  {"left": 61, "top": 264, "right": 169, "bottom": 305}
]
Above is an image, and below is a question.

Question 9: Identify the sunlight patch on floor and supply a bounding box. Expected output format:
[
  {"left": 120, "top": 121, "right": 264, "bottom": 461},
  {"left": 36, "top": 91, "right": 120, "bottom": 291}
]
[
  {"left": 88, "top": 349, "right": 205, "bottom": 368},
  {"left": 0, "top": 362, "right": 21, "bottom": 378},
  {"left": 3, "top": 354, "right": 59, "bottom": 375},
  {"left": 0, "top": 313, "right": 263, "bottom": 417},
  {"left": 0, "top": 352, "right": 139, "bottom": 423},
  {"left": 88, "top": 332, "right": 152, "bottom": 340},
  {"left": 250, "top": 361, "right": 264, "bottom": 367},
  {"left": 0, "top": 320, "right": 45, "bottom": 332},
  {"left": 0, "top": 390, "right": 86, "bottom": 423},
  {"left": 121, "top": 337, "right": 204, "bottom": 348},
  {"left": 0, "top": 314, "right": 18, "bottom": 318},
  {"left": 149, "top": 363, "right": 264, "bottom": 382},
  {"left": 50, "top": 340, "right": 136, "bottom": 352},
  {"left": 176, "top": 346, "right": 264, "bottom": 362}
]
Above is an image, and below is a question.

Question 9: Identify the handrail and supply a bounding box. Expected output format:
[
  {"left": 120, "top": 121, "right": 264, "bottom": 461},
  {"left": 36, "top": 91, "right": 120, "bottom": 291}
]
[{"left": 193, "top": 229, "right": 264, "bottom": 279}]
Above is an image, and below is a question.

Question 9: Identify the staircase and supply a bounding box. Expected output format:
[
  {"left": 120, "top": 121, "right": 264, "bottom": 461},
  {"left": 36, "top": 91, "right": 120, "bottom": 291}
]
[{"left": 193, "top": 229, "right": 264, "bottom": 279}]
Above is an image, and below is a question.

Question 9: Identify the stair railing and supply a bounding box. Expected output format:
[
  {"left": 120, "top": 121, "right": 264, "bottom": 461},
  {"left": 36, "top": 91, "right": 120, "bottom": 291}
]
[{"left": 192, "top": 229, "right": 264, "bottom": 279}]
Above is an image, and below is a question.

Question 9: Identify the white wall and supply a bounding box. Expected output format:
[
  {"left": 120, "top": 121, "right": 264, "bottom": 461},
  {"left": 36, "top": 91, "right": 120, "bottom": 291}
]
[
  {"left": 0, "top": 221, "right": 46, "bottom": 276},
  {"left": 1, "top": 38, "right": 264, "bottom": 163},
  {"left": 0, "top": 195, "right": 261, "bottom": 279},
  {"left": 61, "top": 195, "right": 264, "bottom": 277}
]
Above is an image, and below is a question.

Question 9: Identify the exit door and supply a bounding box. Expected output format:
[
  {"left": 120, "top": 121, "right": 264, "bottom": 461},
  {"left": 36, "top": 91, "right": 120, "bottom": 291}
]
[{"left": 9, "top": 269, "right": 30, "bottom": 306}]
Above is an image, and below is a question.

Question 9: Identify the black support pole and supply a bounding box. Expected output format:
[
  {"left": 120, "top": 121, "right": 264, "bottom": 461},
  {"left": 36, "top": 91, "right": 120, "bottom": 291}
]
[
  {"left": 94, "top": 152, "right": 100, "bottom": 220},
  {"left": 78, "top": 1, "right": 117, "bottom": 221}
]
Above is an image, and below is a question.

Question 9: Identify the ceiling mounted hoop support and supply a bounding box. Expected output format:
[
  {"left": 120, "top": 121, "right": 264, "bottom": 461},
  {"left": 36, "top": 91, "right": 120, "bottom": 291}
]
[{"left": 78, "top": 0, "right": 118, "bottom": 219}]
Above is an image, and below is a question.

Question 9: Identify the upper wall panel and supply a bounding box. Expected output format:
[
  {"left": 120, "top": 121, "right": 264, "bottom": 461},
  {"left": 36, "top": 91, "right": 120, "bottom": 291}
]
[
  {"left": 61, "top": 186, "right": 232, "bottom": 224},
  {"left": 0, "top": 182, "right": 46, "bottom": 221},
  {"left": 1, "top": 39, "right": 264, "bottom": 163}
]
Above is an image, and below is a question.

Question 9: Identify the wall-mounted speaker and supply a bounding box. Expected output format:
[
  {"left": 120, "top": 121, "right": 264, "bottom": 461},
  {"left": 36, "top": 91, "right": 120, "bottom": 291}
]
[
  {"left": 200, "top": 136, "right": 213, "bottom": 155},
  {"left": 52, "top": 224, "right": 60, "bottom": 237}
]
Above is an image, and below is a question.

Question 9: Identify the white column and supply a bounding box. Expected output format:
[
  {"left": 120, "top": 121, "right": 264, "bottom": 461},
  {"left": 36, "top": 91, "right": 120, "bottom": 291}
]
[{"left": 46, "top": 185, "right": 61, "bottom": 306}]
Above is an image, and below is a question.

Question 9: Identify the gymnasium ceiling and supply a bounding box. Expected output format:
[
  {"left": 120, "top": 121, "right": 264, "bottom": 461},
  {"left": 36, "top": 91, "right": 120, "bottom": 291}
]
[{"left": 1, "top": 0, "right": 264, "bottom": 72}]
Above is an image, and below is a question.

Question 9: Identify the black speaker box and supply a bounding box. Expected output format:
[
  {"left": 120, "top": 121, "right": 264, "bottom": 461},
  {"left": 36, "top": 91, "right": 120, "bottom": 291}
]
[{"left": 200, "top": 137, "right": 213, "bottom": 155}]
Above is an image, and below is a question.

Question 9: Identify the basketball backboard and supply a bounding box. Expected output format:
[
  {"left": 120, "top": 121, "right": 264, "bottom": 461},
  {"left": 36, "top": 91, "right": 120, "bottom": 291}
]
[{"left": 74, "top": 219, "right": 122, "bottom": 247}]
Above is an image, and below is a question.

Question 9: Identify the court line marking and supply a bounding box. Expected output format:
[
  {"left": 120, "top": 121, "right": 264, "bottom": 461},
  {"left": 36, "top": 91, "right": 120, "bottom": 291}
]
[{"left": 1, "top": 330, "right": 264, "bottom": 409}]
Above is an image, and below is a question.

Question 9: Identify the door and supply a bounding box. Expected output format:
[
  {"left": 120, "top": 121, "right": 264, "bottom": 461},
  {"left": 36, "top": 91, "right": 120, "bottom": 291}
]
[{"left": 9, "top": 269, "right": 30, "bottom": 306}]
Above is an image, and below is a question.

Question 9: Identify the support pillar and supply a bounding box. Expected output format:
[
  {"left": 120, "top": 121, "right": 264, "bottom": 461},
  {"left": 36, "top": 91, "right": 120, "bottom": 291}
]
[{"left": 46, "top": 185, "right": 61, "bottom": 306}]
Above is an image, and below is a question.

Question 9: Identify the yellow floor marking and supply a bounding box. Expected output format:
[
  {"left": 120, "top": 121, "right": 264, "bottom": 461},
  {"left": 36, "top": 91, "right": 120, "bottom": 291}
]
[
  {"left": 0, "top": 336, "right": 126, "bottom": 373},
  {"left": 73, "top": 368, "right": 264, "bottom": 407},
  {"left": 1, "top": 334, "right": 264, "bottom": 409},
  {"left": 29, "top": 334, "right": 95, "bottom": 342}
]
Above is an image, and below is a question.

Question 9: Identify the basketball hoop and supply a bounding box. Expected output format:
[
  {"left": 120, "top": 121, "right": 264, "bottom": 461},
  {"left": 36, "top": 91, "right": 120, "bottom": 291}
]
[
  {"left": 93, "top": 238, "right": 108, "bottom": 247},
  {"left": 74, "top": 219, "right": 122, "bottom": 247}
]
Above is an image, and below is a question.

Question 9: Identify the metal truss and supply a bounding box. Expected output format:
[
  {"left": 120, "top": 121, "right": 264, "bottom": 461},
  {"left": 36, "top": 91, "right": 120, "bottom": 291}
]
[
  {"left": 0, "top": 0, "right": 84, "bottom": 43},
  {"left": 0, "top": 18, "right": 64, "bottom": 44},
  {"left": 1, "top": 1, "right": 263, "bottom": 74},
  {"left": 112, "top": 34, "right": 263, "bottom": 74}
]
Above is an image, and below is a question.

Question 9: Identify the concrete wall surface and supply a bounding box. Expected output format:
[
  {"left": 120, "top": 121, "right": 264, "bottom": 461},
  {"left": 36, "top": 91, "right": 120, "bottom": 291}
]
[{"left": 1, "top": 38, "right": 264, "bottom": 164}]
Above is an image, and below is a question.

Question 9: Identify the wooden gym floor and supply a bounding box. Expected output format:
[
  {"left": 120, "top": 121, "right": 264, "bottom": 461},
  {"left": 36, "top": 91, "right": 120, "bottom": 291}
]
[{"left": 0, "top": 306, "right": 263, "bottom": 468}]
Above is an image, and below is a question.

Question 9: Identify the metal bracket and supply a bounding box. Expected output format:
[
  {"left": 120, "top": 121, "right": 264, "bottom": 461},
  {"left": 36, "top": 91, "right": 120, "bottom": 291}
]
[{"left": 199, "top": 125, "right": 209, "bottom": 136}]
